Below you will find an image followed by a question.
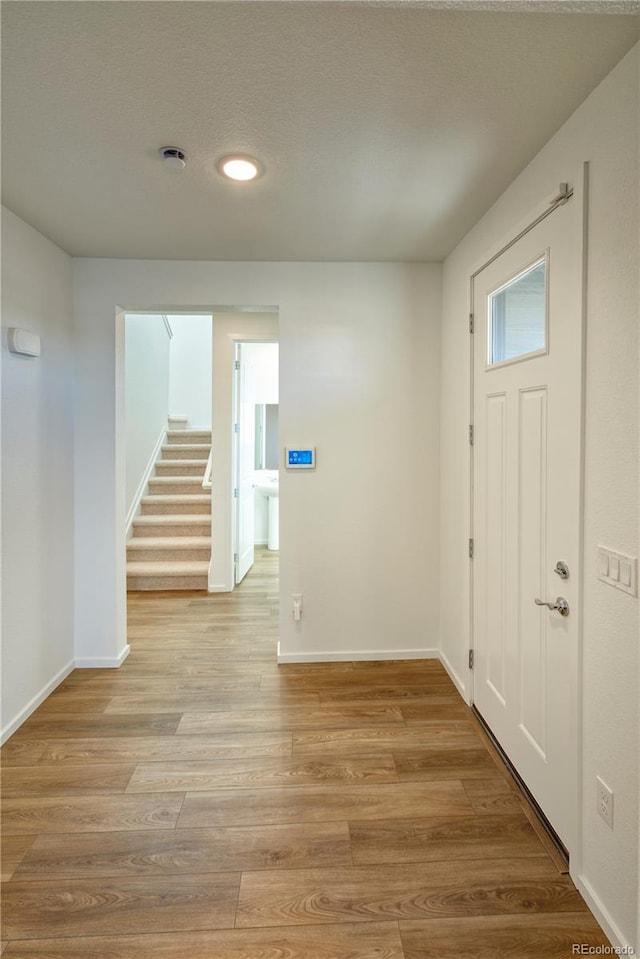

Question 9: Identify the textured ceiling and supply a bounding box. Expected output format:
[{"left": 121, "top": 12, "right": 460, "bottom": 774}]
[{"left": 2, "top": 2, "right": 638, "bottom": 261}]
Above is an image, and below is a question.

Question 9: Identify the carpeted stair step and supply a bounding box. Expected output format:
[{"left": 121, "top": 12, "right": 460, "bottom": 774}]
[
  {"left": 161, "top": 443, "right": 209, "bottom": 460},
  {"left": 148, "top": 476, "right": 204, "bottom": 496},
  {"left": 141, "top": 494, "right": 211, "bottom": 515},
  {"left": 127, "top": 560, "right": 209, "bottom": 591},
  {"left": 155, "top": 459, "right": 208, "bottom": 477},
  {"left": 166, "top": 429, "right": 212, "bottom": 445},
  {"left": 131, "top": 515, "right": 211, "bottom": 538},
  {"left": 127, "top": 418, "right": 213, "bottom": 592},
  {"left": 167, "top": 415, "right": 188, "bottom": 430},
  {"left": 127, "top": 536, "right": 211, "bottom": 562}
]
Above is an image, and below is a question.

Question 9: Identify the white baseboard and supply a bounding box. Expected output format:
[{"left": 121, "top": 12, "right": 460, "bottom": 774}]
[
  {"left": 254, "top": 538, "right": 268, "bottom": 546},
  {"left": 125, "top": 427, "right": 166, "bottom": 537},
  {"left": 75, "top": 645, "right": 130, "bottom": 669},
  {"left": 277, "top": 643, "right": 439, "bottom": 663},
  {"left": 440, "top": 648, "right": 470, "bottom": 703},
  {"left": 1, "top": 658, "right": 75, "bottom": 745},
  {"left": 575, "top": 874, "right": 635, "bottom": 953}
]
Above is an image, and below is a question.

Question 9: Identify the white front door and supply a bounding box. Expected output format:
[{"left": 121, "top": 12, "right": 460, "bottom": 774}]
[
  {"left": 472, "top": 175, "right": 585, "bottom": 856},
  {"left": 234, "top": 344, "right": 255, "bottom": 584}
]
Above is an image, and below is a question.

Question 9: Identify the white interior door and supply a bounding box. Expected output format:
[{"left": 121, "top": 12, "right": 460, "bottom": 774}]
[
  {"left": 234, "top": 344, "right": 255, "bottom": 584},
  {"left": 472, "top": 176, "right": 585, "bottom": 856}
]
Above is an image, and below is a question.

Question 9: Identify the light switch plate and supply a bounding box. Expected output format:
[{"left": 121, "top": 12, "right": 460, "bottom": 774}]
[
  {"left": 619, "top": 561, "right": 632, "bottom": 588},
  {"left": 598, "top": 552, "right": 609, "bottom": 578},
  {"left": 597, "top": 547, "right": 637, "bottom": 597}
]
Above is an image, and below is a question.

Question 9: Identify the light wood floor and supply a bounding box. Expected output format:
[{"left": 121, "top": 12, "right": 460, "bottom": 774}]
[{"left": 1, "top": 549, "right": 609, "bottom": 957}]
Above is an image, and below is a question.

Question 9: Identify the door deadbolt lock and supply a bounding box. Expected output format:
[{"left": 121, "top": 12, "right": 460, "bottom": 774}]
[
  {"left": 553, "top": 561, "right": 569, "bottom": 580},
  {"left": 534, "top": 596, "right": 570, "bottom": 617}
]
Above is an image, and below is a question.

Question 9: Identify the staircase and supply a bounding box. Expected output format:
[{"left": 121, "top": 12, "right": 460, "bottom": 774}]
[{"left": 126, "top": 425, "right": 212, "bottom": 591}]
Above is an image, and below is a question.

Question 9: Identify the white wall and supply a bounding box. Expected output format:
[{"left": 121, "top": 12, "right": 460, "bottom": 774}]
[
  {"left": 71, "top": 261, "right": 442, "bottom": 666},
  {"left": 439, "top": 46, "right": 639, "bottom": 950},
  {"left": 1, "top": 208, "right": 75, "bottom": 741},
  {"left": 124, "top": 313, "right": 170, "bottom": 515},
  {"left": 168, "top": 313, "right": 212, "bottom": 428}
]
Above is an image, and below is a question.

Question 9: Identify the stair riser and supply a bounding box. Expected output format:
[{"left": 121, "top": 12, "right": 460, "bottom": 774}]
[
  {"left": 148, "top": 480, "right": 203, "bottom": 495},
  {"left": 167, "top": 432, "right": 211, "bottom": 445},
  {"left": 127, "top": 547, "right": 211, "bottom": 562},
  {"left": 127, "top": 574, "right": 209, "bottom": 591},
  {"left": 162, "top": 446, "right": 209, "bottom": 460},
  {"left": 141, "top": 501, "right": 211, "bottom": 515},
  {"left": 132, "top": 521, "right": 210, "bottom": 538},
  {"left": 155, "top": 463, "right": 205, "bottom": 476}
]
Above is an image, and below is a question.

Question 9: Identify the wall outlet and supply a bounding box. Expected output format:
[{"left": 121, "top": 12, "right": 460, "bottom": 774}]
[{"left": 596, "top": 776, "right": 614, "bottom": 828}]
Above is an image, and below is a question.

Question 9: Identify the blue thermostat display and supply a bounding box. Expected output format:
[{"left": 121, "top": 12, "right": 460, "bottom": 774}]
[
  {"left": 285, "top": 447, "right": 316, "bottom": 469},
  {"left": 289, "top": 450, "right": 312, "bottom": 465}
]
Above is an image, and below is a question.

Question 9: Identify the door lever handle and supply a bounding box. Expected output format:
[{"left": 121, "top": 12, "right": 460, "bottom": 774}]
[{"left": 534, "top": 596, "right": 570, "bottom": 617}]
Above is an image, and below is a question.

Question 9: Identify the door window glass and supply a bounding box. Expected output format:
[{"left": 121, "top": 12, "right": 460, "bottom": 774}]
[{"left": 488, "top": 255, "right": 547, "bottom": 366}]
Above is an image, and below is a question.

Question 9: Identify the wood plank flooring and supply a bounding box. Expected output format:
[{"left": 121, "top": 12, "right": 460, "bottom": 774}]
[{"left": 1, "top": 548, "right": 610, "bottom": 957}]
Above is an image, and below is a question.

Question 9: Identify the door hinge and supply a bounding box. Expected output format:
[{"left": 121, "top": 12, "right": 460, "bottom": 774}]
[
  {"left": 469, "top": 424, "right": 474, "bottom": 446},
  {"left": 468, "top": 538, "right": 474, "bottom": 559},
  {"left": 234, "top": 552, "right": 239, "bottom": 563},
  {"left": 468, "top": 649, "right": 474, "bottom": 670},
  {"left": 234, "top": 359, "right": 240, "bottom": 371},
  {"left": 234, "top": 423, "right": 240, "bottom": 434},
  {"left": 233, "top": 488, "right": 239, "bottom": 498},
  {"left": 469, "top": 313, "right": 474, "bottom": 334}
]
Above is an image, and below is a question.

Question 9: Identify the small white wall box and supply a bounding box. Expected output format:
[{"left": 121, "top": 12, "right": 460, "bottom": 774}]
[
  {"left": 8, "top": 328, "right": 41, "bottom": 357},
  {"left": 285, "top": 447, "right": 316, "bottom": 469}
]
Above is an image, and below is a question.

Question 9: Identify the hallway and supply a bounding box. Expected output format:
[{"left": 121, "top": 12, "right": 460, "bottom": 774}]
[{"left": 1, "top": 550, "right": 608, "bottom": 956}]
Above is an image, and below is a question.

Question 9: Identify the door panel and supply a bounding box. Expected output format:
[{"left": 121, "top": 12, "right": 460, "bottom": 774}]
[
  {"left": 472, "top": 173, "right": 585, "bottom": 857},
  {"left": 518, "top": 387, "right": 548, "bottom": 758},
  {"left": 234, "top": 345, "right": 255, "bottom": 585},
  {"left": 484, "top": 391, "right": 507, "bottom": 706}
]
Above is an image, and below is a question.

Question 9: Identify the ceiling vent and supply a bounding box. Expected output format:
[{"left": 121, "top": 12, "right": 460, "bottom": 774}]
[{"left": 158, "top": 146, "right": 187, "bottom": 170}]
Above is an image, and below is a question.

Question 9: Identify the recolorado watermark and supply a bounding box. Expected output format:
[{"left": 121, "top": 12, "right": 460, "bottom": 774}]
[{"left": 572, "top": 947, "right": 635, "bottom": 956}]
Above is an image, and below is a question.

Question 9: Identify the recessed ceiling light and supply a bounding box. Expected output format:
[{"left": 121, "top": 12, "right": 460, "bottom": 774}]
[{"left": 218, "top": 155, "right": 262, "bottom": 182}]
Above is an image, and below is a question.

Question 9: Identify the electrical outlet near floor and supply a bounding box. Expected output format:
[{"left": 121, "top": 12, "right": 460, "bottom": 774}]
[{"left": 596, "top": 776, "right": 614, "bottom": 828}]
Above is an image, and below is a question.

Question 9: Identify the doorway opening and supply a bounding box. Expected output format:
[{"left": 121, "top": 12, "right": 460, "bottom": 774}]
[
  {"left": 233, "top": 340, "right": 280, "bottom": 586},
  {"left": 123, "top": 312, "right": 213, "bottom": 593}
]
